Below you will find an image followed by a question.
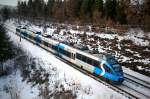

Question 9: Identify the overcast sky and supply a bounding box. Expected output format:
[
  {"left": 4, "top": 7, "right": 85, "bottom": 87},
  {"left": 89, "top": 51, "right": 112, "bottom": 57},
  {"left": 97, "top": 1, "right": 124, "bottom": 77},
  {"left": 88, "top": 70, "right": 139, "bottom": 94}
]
[
  {"left": 0, "top": 0, "right": 50, "bottom": 6},
  {"left": 0, "top": 0, "right": 18, "bottom": 6}
]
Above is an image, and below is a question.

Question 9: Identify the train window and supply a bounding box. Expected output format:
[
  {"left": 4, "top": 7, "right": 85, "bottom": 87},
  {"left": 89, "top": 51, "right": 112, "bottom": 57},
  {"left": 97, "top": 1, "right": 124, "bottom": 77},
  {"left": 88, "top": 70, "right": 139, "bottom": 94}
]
[
  {"left": 66, "top": 51, "right": 71, "bottom": 58},
  {"left": 34, "top": 36, "right": 41, "bottom": 43},
  {"left": 59, "top": 48, "right": 64, "bottom": 54},
  {"left": 16, "top": 28, "right": 20, "bottom": 32},
  {"left": 104, "top": 65, "right": 112, "bottom": 74},
  {"left": 68, "top": 52, "right": 71, "bottom": 58},
  {"left": 43, "top": 41, "right": 49, "bottom": 47},
  {"left": 52, "top": 45, "right": 58, "bottom": 50},
  {"left": 63, "top": 50, "right": 71, "bottom": 58},
  {"left": 87, "top": 58, "right": 92, "bottom": 65},
  {"left": 21, "top": 32, "right": 23, "bottom": 36},
  {"left": 28, "top": 35, "right": 33, "bottom": 39},
  {"left": 93, "top": 60, "right": 99, "bottom": 67},
  {"left": 63, "top": 50, "right": 65, "bottom": 54},
  {"left": 21, "top": 32, "right": 28, "bottom": 37},
  {"left": 76, "top": 53, "right": 82, "bottom": 60},
  {"left": 82, "top": 55, "right": 87, "bottom": 62},
  {"left": 48, "top": 44, "right": 52, "bottom": 48},
  {"left": 114, "top": 67, "right": 120, "bottom": 72}
]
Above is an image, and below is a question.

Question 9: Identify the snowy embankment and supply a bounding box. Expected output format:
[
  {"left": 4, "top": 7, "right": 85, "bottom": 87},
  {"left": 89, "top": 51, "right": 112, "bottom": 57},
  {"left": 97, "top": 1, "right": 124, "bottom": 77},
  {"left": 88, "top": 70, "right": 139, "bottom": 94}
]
[
  {"left": 0, "top": 24, "right": 127, "bottom": 98},
  {"left": 0, "top": 70, "right": 39, "bottom": 99}
]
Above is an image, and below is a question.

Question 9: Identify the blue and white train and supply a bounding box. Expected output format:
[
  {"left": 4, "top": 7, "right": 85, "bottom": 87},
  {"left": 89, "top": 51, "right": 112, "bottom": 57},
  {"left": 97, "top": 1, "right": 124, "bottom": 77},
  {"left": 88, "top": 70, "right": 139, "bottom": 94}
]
[{"left": 16, "top": 27, "right": 124, "bottom": 84}]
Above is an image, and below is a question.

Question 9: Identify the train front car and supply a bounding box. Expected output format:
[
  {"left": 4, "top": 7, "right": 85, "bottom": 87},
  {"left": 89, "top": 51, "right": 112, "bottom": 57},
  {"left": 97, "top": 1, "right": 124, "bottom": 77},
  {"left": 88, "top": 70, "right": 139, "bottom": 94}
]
[{"left": 100, "top": 55, "right": 124, "bottom": 84}]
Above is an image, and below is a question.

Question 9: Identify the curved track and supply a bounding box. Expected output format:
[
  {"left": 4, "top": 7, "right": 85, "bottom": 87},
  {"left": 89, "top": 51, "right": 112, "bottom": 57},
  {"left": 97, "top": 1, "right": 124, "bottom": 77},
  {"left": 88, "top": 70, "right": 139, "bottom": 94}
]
[{"left": 5, "top": 24, "right": 150, "bottom": 99}]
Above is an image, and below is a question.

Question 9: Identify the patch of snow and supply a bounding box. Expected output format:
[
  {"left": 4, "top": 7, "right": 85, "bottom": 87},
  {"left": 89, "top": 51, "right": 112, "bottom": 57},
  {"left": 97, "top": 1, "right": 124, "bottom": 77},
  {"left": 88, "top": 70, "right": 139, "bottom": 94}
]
[
  {"left": 118, "top": 35, "right": 124, "bottom": 41},
  {"left": 70, "top": 29, "right": 84, "bottom": 35},
  {"left": 119, "top": 56, "right": 131, "bottom": 63},
  {"left": 137, "top": 66, "right": 144, "bottom": 70},
  {"left": 134, "top": 59, "right": 150, "bottom": 65},
  {"left": 29, "top": 25, "right": 43, "bottom": 33},
  {"left": 117, "top": 43, "right": 121, "bottom": 50},
  {"left": 98, "top": 45, "right": 105, "bottom": 53},
  {"left": 86, "top": 32, "right": 95, "bottom": 36},
  {"left": 125, "top": 49, "right": 134, "bottom": 54},
  {"left": 0, "top": 70, "right": 39, "bottom": 99},
  {"left": 148, "top": 32, "right": 150, "bottom": 39},
  {"left": 133, "top": 53, "right": 141, "bottom": 58},
  {"left": 144, "top": 48, "right": 150, "bottom": 52},
  {"left": 96, "top": 33, "right": 116, "bottom": 40},
  {"left": 124, "top": 29, "right": 149, "bottom": 46},
  {"left": 45, "top": 28, "right": 56, "bottom": 35}
]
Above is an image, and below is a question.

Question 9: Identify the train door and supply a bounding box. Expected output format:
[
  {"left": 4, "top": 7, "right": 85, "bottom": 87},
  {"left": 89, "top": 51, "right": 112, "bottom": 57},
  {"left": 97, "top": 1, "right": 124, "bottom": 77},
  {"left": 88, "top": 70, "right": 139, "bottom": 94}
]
[
  {"left": 71, "top": 53, "right": 76, "bottom": 60},
  {"left": 69, "top": 52, "right": 76, "bottom": 64}
]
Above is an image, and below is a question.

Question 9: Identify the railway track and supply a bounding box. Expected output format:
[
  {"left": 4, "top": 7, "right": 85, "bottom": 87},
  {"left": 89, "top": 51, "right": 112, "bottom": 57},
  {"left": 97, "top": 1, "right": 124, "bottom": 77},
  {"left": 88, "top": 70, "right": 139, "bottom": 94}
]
[
  {"left": 116, "top": 73, "right": 150, "bottom": 99},
  {"left": 117, "top": 80, "right": 150, "bottom": 99},
  {"left": 5, "top": 24, "right": 150, "bottom": 99},
  {"left": 124, "top": 73, "right": 150, "bottom": 89}
]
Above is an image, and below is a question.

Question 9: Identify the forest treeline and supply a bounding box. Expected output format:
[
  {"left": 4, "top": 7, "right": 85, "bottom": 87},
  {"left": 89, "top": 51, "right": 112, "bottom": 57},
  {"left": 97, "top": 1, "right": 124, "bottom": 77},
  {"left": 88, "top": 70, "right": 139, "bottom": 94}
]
[
  {"left": 0, "top": 0, "right": 150, "bottom": 29},
  {"left": 17, "top": 0, "right": 150, "bottom": 26}
]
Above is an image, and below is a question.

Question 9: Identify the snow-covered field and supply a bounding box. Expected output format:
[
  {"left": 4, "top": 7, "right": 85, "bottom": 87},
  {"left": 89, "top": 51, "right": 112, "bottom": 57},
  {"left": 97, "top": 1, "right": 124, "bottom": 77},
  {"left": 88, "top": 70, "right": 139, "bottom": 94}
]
[{"left": 0, "top": 22, "right": 128, "bottom": 99}]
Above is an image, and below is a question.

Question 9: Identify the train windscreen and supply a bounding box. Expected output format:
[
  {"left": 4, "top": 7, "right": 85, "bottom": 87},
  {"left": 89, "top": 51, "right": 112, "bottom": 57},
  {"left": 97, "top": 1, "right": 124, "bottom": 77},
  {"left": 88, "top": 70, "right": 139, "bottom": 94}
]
[{"left": 106, "top": 56, "right": 123, "bottom": 76}]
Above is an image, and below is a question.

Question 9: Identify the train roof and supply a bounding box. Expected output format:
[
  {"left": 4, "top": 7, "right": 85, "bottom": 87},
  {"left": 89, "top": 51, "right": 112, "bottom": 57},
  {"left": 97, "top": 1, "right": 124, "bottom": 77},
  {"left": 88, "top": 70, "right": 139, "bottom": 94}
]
[
  {"left": 20, "top": 28, "right": 108, "bottom": 62},
  {"left": 43, "top": 35, "right": 101, "bottom": 61},
  {"left": 41, "top": 34, "right": 106, "bottom": 61}
]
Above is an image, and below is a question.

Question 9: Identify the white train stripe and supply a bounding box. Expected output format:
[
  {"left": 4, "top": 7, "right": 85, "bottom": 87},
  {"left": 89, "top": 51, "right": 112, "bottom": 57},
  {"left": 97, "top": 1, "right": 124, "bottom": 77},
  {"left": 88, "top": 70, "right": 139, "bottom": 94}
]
[{"left": 100, "top": 61, "right": 106, "bottom": 76}]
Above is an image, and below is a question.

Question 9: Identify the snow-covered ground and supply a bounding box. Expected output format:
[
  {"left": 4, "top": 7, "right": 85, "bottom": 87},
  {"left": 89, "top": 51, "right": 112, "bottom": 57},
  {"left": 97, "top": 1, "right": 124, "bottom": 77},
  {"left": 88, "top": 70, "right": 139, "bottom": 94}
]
[
  {"left": 0, "top": 70, "right": 39, "bottom": 99},
  {"left": 0, "top": 22, "right": 128, "bottom": 99},
  {"left": 1, "top": 19, "right": 150, "bottom": 99}
]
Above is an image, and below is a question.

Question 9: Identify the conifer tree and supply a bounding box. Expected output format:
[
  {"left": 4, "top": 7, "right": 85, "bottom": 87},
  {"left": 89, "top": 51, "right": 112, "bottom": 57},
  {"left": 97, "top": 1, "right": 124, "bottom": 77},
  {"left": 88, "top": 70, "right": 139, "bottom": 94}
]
[
  {"left": 27, "top": 0, "right": 33, "bottom": 17},
  {"left": 0, "top": 7, "right": 11, "bottom": 21},
  {"left": 95, "top": 0, "right": 103, "bottom": 12},
  {"left": 0, "top": 25, "right": 15, "bottom": 62},
  {"left": 80, "top": 0, "right": 94, "bottom": 21},
  {"left": 47, "top": 0, "right": 55, "bottom": 17},
  {"left": 105, "top": 0, "right": 117, "bottom": 20},
  {"left": 116, "top": 0, "right": 127, "bottom": 24},
  {"left": 74, "top": 0, "right": 83, "bottom": 17}
]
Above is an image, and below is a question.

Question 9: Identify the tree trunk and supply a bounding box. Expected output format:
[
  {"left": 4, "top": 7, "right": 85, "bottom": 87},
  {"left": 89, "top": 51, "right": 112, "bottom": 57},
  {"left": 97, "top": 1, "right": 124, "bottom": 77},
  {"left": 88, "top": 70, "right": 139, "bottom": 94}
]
[{"left": 0, "top": 62, "right": 3, "bottom": 75}]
